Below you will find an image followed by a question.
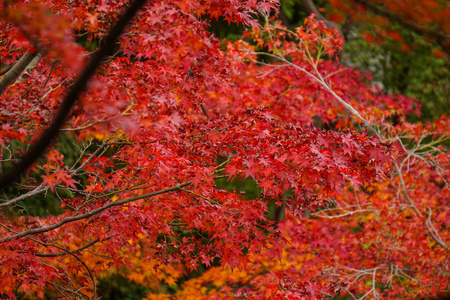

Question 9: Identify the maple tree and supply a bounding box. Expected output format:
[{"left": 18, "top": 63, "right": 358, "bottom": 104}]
[{"left": 0, "top": 0, "right": 448, "bottom": 299}]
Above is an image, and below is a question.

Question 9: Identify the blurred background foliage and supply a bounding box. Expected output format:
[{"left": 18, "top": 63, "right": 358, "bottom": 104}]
[{"left": 341, "top": 18, "right": 449, "bottom": 122}]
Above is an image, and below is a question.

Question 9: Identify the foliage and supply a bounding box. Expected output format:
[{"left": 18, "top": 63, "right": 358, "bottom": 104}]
[
  {"left": 323, "top": 0, "right": 450, "bottom": 121},
  {"left": 0, "top": 0, "right": 448, "bottom": 299},
  {"left": 144, "top": 13, "right": 450, "bottom": 299},
  {"left": 325, "top": 0, "right": 450, "bottom": 54}
]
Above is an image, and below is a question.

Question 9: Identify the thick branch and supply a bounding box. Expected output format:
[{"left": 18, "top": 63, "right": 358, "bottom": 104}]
[
  {"left": 0, "top": 0, "right": 148, "bottom": 191},
  {"left": 1, "top": 181, "right": 191, "bottom": 242},
  {"left": 0, "top": 51, "right": 37, "bottom": 96},
  {"left": 300, "top": 0, "right": 342, "bottom": 35}
]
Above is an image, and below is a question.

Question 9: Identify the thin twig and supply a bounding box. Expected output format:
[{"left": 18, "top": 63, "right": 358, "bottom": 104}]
[{"left": 35, "top": 237, "right": 110, "bottom": 257}]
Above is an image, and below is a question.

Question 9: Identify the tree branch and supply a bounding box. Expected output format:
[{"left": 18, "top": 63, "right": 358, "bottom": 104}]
[
  {"left": 48, "top": 243, "right": 97, "bottom": 300},
  {"left": 0, "top": 185, "right": 48, "bottom": 208},
  {"left": 0, "top": 51, "right": 37, "bottom": 96},
  {"left": 300, "top": 0, "right": 342, "bottom": 35},
  {"left": 1, "top": 181, "right": 191, "bottom": 242},
  {"left": 0, "top": 0, "right": 148, "bottom": 191},
  {"left": 34, "top": 237, "right": 110, "bottom": 257}
]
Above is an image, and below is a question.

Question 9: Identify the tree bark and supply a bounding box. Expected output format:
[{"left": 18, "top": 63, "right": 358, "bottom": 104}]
[
  {"left": 300, "top": 0, "right": 342, "bottom": 35},
  {"left": 0, "top": 51, "right": 37, "bottom": 96}
]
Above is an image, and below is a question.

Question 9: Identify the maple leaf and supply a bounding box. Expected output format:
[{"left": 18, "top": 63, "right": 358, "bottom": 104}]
[
  {"left": 42, "top": 174, "right": 56, "bottom": 192},
  {"left": 54, "top": 169, "right": 78, "bottom": 189}
]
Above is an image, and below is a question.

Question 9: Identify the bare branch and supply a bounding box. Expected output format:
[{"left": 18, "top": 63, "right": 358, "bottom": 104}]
[
  {"left": 312, "top": 208, "right": 375, "bottom": 219},
  {"left": 0, "top": 185, "right": 48, "bottom": 208},
  {"left": 44, "top": 243, "right": 97, "bottom": 299},
  {"left": 0, "top": 51, "right": 38, "bottom": 96},
  {"left": 425, "top": 208, "right": 448, "bottom": 250}
]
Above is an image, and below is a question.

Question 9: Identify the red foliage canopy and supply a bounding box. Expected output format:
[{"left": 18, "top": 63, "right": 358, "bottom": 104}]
[{"left": 0, "top": 0, "right": 448, "bottom": 299}]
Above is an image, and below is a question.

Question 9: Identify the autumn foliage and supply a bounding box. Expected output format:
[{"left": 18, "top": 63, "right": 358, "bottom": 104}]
[
  {"left": 325, "top": 0, "right": 450, "bottom": 56},
  {"left": 0, "top": 0, "right": 448, "bottom": 299}
]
